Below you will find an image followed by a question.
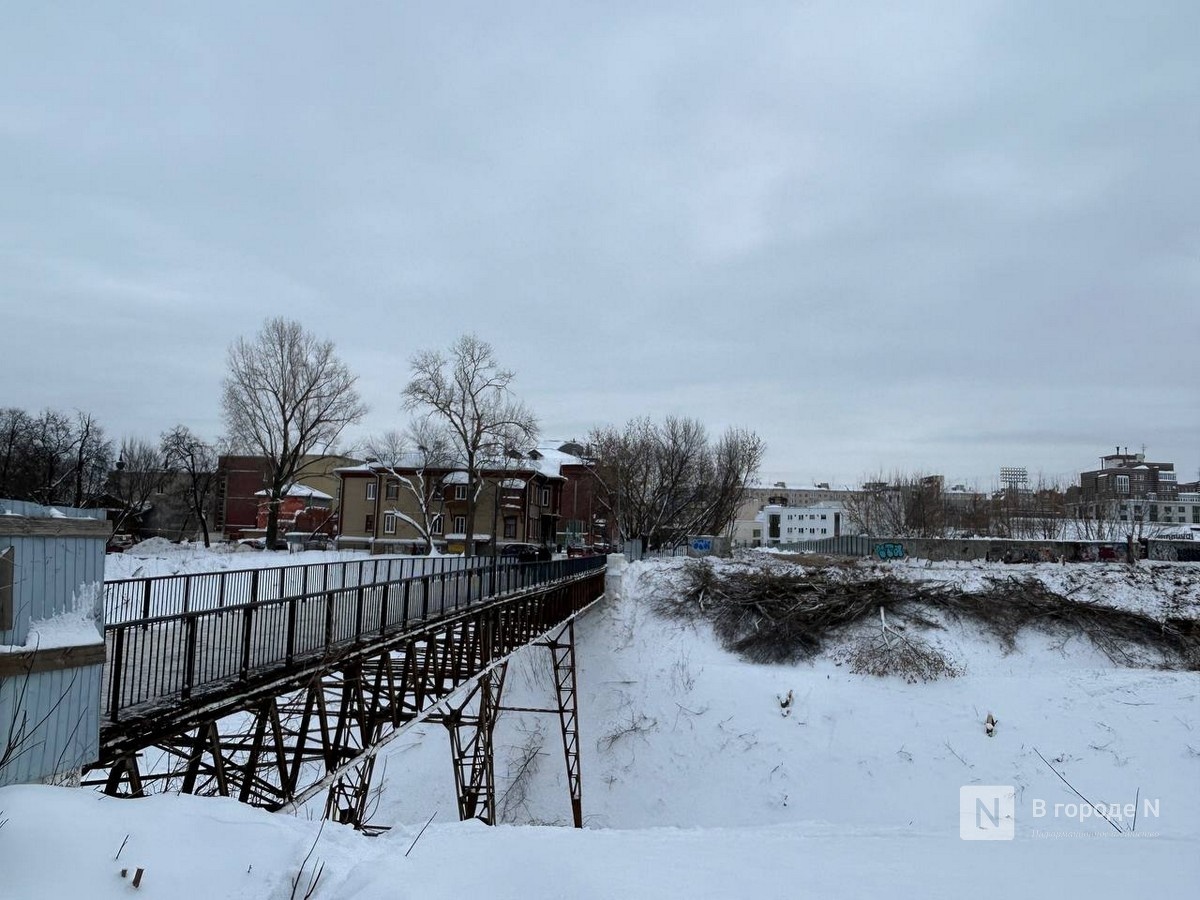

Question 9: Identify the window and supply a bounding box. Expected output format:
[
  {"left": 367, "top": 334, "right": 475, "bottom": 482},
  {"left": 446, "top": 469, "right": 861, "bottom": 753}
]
[
  {"left": 503, "top": 516, "right": 517, "bottom": 539},
  {"left": 432, "top": 483, "right": 444, "bottom": 501},
  {"left": 453, "top": 515, "right": 466, "bottom": 535},
  {"left": 430, "top": 514, "right": 444, "bottom": 535},
  {"left": 366, "top": 481, "right": 377, "bottom": 501},
  {"left": 540, "top": 486, "right": 551, "bottom": 506},
  {"left": 385, "top": 480, "right": 399, "bottom": 500},
  {"left": 821, "top": 528, "right": 827, "bottom": 534},
  {"left": 383, "top": 512, "right": 396, "bottom": 534},
  {"left": 454, "top": 485, "right": 467, "bottom": 501},
  {"left": 365, "top": 514, "right": 375, "bottom": 533},
  {"left": 1115, "top": 475, "right": 1130, "bottom": 494}
]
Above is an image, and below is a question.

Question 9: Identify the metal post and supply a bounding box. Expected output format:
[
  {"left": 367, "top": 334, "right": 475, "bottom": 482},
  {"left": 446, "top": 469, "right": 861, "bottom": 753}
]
[
  {"left": 443, "top": 660, "right": 507, "bottom": 825},
  {"left": 547, "top": 620, "right": 584, "bottom": 828}
]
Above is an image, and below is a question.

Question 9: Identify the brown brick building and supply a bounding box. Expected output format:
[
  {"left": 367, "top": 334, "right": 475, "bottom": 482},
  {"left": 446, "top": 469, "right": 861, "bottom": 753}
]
[{"left": 215, "top": 454, "right": 361, "bottom": 539}]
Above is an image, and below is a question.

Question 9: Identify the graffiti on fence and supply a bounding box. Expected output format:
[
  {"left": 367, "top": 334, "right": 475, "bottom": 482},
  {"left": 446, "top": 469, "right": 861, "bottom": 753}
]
[{"left": 874, "top": 542, "right": 905, "bottom": 560}]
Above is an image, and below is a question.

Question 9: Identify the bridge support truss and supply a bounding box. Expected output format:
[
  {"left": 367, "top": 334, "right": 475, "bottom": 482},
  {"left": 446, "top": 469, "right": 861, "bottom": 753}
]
[
  {"left": 547, "top": 620, "right": 584, "bottom": 828},
  {"left": 87, "top": 570, "right": 603, "bottom": 832}
]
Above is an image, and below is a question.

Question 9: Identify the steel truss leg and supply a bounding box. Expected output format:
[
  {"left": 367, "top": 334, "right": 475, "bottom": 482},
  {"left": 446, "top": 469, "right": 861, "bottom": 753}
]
[
  {"left": 324, "top": 754, "right": 383, "bottom": 832},
  {"left": 546, "top": 620, "right": 583, "bottom": 828},
  {"left": 443, "top": 661, "right": 508, "bottom": 825}
]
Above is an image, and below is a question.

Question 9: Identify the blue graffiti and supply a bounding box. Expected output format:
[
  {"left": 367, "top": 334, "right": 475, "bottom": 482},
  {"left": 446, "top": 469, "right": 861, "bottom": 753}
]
[{"left": 875, "top": 542, "right": 905, "bottom": 560}]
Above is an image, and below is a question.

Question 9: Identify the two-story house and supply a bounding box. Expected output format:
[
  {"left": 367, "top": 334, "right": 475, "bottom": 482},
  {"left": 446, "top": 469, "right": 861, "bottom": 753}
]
[{"left": 335, "top": 445, "right": 581, "bottom": 555}]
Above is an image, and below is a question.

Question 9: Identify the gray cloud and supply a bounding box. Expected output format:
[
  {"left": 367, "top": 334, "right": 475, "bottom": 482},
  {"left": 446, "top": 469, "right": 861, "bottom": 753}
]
[{"left": 2, "top": 1, "right": 1196, "bottom": 486}]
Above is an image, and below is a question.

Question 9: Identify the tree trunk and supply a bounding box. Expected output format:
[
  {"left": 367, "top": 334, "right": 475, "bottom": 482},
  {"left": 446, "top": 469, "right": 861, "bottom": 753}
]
[
  {"left": 465, "top": 474, "right": 478, "bottom": 557},
  {"left": 266, "top": 489, "right": 282, "bottom": 551}
]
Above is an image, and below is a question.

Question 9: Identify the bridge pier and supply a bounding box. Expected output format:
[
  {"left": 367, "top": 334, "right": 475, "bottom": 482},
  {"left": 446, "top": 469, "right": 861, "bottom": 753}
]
[
  {"left": 546, "top": 620, "right": 584, "bottom": 829},
  {"left": 442, "top": 661, "right": 508, "bottom": 824}
]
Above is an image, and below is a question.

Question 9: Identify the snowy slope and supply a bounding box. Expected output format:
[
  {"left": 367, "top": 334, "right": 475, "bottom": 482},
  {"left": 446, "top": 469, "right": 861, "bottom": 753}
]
[
  {"left": 449, "top": 558, "right": 1200, "bottom": 837},
  {"left": 1, "top": 785, "right": 1196, "bottom": 900},
  {"left": 3, "top": 555, "right": 1198, "bottom": 899}
]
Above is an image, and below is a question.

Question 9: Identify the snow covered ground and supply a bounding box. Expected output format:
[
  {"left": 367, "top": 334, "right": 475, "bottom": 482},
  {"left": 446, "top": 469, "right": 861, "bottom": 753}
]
[{"left": 3, "top": 554, "right": 1198, "bottom": 898}]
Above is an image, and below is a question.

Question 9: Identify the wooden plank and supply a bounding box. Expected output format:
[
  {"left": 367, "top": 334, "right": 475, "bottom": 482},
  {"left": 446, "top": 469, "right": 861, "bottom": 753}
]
[
  {"left": 0, "top": 518, "right": 112, "bottom": 539},
  {"left": 0, "top": 642, "right": 106, "bottom": 677}
]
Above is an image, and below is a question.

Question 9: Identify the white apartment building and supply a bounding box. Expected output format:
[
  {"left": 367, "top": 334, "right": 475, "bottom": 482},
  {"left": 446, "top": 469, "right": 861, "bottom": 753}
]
[{"left": 751, "top": 501, "right": 859, "bottom": 546}]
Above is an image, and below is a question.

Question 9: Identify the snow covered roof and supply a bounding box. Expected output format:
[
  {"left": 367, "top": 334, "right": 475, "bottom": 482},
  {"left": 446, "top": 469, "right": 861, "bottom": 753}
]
[
  {"left": 500, "top": 478, "right": 527, "bottom": 489},
  {"left": 442, "top": 471, "right": 470, "bottom": 485},
  {"left": 254, "top": 484, "right": 333, "bottom": 501},
  {"left": 523, "top": 442, "right": 586, "bottom": 480}
]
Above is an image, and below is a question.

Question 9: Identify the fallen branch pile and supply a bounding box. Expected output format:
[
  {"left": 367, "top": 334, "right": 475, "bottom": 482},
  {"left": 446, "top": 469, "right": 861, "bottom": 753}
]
[{"left": 656, "top": 560, "right": 1200, "bottom": 673}]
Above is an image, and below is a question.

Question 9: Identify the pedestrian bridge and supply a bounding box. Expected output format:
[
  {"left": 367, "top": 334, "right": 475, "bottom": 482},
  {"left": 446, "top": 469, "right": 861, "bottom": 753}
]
[{"left": 88, "top": 553, "right": 606, "bottom": 829}]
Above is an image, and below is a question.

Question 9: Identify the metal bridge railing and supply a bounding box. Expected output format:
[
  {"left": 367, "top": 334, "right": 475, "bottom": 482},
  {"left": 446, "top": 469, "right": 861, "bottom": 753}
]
[
  {"left": 103, "top": 554, "right": 491, "bottom": 624},
  {"left": 103, "top": 555, "right": 606, "bottom": 721}
]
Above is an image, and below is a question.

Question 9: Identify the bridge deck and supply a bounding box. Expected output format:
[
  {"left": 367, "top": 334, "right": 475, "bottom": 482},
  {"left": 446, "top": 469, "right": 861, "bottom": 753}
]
[{"left": 99, "top": 557, "right": 605, "bottom": 752}]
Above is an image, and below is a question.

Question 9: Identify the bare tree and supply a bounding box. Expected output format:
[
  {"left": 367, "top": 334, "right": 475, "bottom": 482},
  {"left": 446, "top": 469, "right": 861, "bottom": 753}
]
[
  {"left": 842, "top": 474, "right": 909, "bottom": 537},
  {"left": 27, "top": 410, "right": 76, "bottom": 506},
  {"left": 402, "top": 334, "right": 538, "bottom": 556},
  {"left": 1076, "top": 500, "right": 1116, "bottom": 541},
  {"left": 905, "top": 475, "right": 948, "bottom": 538},
  {"left": 589, "top": 417, "right": 764, "bottom": 549},
  {"left": 70, "top": 412, "right": 113, "bottom": 508},
  {"left": 1027, "top": 474, "right": 1068, "bottom": 540},
  {"left": 160, "top": 425, "right": 219, "bottom": 547},
  {"left": 0, "top": 407, "right": 34, "bottom": 500},
  {"left": 0, "top": 408, "right": 112, "bottom": 509},
  {"left": 682, "top": 425, "right": 765, "bottom": 539},
  {"left": 1117, "top": 498, "right": 1167, "bottom": 564},
  {"left": 110, "top": 438, "right": 166, "bottom": 537},
  {"left": 364, "top": 422, "right": 455, "bottom": 554},
  {"left": 222, "top": 318, "right": 367, "bottom": 550}
]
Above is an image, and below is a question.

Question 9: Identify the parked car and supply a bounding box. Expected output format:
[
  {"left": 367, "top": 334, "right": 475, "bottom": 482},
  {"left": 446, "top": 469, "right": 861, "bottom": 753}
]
[
  {"left": 106, "top": 534, "right": 135, "bottom": 554},
  {"left": 498, "top": 542, "right": 552, "bottom": 563}
]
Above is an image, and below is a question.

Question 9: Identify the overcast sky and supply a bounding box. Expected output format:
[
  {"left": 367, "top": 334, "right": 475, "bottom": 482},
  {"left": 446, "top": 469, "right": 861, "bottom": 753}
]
[{"left": 3, "top": 1, "right": 1197, "bottom": 488}]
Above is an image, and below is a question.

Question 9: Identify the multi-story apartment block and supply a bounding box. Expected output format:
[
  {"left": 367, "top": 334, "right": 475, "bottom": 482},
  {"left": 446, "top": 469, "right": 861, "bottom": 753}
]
[{"left": 1075, "top": 448, "right": 1199, "bottom": 528}]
